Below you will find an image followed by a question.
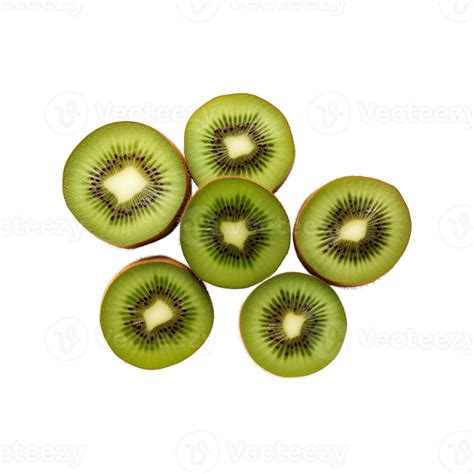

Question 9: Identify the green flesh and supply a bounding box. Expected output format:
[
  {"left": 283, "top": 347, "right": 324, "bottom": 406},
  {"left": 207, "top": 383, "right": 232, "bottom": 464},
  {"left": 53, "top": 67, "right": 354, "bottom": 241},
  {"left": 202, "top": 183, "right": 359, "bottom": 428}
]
[
  {"left": 180, "top": 177, "right": 290, "bottom": 288},
  {"left": 63, "top": 122, "right": 189, "bottom": 248},
  {"left": 100, "top": 259, "right": 213, "bottom": 370},
  {"left": 294, "top": 176, "right": 411, "bottom": 286},
  {"left": 240, "top": 272, "right": 347, "bottom": 377},
  {"left": 184, "top": 93, "right": 294, "bottom": 191}
]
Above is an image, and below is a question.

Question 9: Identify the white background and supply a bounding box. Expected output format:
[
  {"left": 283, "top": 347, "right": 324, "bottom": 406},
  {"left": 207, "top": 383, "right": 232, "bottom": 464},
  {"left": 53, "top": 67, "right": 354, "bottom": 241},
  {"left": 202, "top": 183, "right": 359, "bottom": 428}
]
[{"left": 0, "top": 1, "right": 472, "bottom": 473}]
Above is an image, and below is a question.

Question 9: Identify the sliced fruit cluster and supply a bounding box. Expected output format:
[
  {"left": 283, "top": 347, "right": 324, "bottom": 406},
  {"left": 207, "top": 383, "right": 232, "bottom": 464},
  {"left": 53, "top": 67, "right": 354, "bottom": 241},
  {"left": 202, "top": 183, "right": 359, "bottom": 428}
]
[{"left": 62, "top": 94, "right": 412, "bottom": 378}]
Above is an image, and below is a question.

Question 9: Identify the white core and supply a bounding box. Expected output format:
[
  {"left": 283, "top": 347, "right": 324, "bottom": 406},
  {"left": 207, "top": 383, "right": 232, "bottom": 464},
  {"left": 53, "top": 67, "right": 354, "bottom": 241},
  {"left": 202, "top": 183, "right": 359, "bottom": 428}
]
[
  {"left": 103, "top": 166, "right": 148, "bottom": 204},
  {"left": 223, "top": 134, "right": 255, "bottom": 159},
  {"left": 220, "top": 220, "right": 249, "bottom": 249},
  {"left": 339, "top": 219, "right": 368, "bottom": 242},
  {"left": 143, "top": 300, "right": 173, "bottom": 332},
  {"left": 283, "top": 312, "right": 306, "bottom": 339}
]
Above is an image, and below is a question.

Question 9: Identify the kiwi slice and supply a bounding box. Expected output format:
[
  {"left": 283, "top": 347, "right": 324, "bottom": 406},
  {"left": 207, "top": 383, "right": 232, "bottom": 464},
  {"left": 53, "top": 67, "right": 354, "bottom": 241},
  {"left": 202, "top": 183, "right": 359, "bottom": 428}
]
[
  {"left": 180, "top": 177, "right": 290, "bottom": 289},
  {"left": 240, "top": 272, "right": 346, "bottom": 377},
  {"left": 63, "top": 122, "right": 190, "bottom": 248},
  {"left": 100, "top": 257, "right": 213, "bottom": 370},
  {"left": 184, "top": 93, "right": 295, "bottom": 191},
  {"left": 294, "top": 176, "right": 411, "bottom": 286}
]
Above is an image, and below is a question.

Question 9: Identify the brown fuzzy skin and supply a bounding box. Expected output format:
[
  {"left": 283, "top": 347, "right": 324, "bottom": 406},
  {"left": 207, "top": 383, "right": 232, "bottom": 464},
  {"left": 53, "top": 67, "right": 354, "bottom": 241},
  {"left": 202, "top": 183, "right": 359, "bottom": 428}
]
[
  {"left": 293, "top": 176, "right": 412, "bottom": 288},
  {"left": 184, "top": 92, "right": 295, "bottom": 194},
  {"left": 63, "top": 122, "right": 192, "bottom": 249}
]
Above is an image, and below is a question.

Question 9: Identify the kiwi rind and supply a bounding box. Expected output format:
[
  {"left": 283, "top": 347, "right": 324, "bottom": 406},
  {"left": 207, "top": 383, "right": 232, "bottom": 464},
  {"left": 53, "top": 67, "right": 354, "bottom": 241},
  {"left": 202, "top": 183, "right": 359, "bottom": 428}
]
[
  {"left": 63, "top": 121, "right": 191, "bottom": 249},
  {"left": 102, "top": 256, "right": 201, "bottom": 289},
  {"left": 100, "top": 256, "right": 213, "bottom": 370},
  {"left": 180, "top": 176, "right": 291, "bottom": 289},
  {"left": 240, "top": 272, "right": 347, "bottom": 377},
  {"left": 184, "top": 93, "right": 295, "bottom": 192},
  {"left": 294, "top": 176, "right": 412, "bottom": 287}
]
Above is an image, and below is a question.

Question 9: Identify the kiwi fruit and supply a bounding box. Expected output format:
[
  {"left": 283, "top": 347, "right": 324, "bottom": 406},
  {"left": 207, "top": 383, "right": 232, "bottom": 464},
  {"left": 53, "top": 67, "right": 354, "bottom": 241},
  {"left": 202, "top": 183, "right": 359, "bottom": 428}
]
[
  {"left": 100, "top": 256, "right": 213, "bottom": 370},
  {"left": 184, "top": 93, "right": 295, "bottom": 191},
  {"left": 63, "top": 121, "right": 190, "bottom": 248},
  {"left": 240, "top": 272, "right": 346, "bottom": 377},
  {"left": 294, "top": 176, "right": 411, "bottom": 286},
  {"left": 180, "top": 177, "right": 290, "bottom": 289}
]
